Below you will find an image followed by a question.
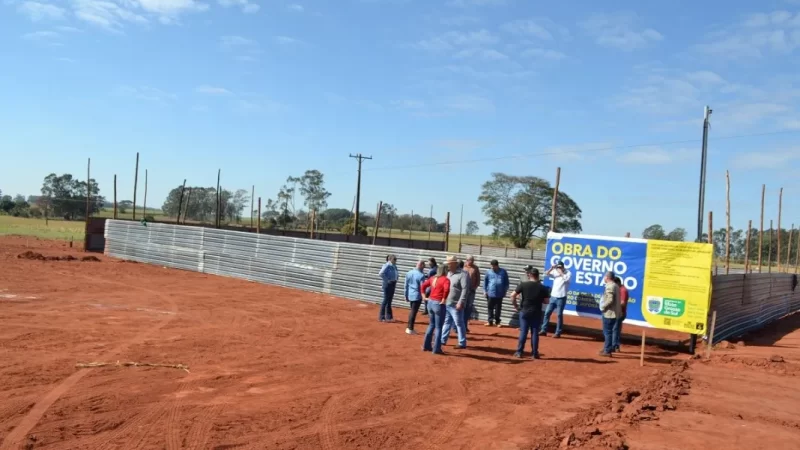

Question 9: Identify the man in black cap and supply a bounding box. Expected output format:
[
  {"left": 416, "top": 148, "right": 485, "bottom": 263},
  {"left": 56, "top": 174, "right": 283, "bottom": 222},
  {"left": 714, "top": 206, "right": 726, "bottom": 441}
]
[{"left": 511, "top": 265, "right": 550, "bottom": 359}]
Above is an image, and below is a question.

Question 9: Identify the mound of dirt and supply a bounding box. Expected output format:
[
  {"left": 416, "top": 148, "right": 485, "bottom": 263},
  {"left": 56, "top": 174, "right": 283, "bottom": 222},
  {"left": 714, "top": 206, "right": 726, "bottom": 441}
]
[
  {"left": 532, "top": 361, "right": 692, "bottom": 450},
  {"left": 17, "top": 252, "right": 100, "bottom": 262},
  {"left": 707, "top": 354, "right": 798, "bottom": 375}
]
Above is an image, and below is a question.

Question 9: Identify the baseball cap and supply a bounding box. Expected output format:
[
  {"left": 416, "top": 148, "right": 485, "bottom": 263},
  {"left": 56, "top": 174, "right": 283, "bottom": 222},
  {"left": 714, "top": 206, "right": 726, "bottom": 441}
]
[{"left": 556, "top": 261, "right": 565, "bottom": 268}]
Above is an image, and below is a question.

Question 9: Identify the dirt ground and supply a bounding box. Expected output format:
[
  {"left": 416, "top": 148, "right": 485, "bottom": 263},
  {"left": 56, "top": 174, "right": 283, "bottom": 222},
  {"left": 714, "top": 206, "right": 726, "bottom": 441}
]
[{"left": 0, "top": 236, "right": 798, "bottom": 450}]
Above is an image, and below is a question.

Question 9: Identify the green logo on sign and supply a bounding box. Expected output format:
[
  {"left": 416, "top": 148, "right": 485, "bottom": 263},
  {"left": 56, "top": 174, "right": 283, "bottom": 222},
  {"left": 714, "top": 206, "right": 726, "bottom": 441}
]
[{"left": 660, "top": 298, "right": 685, "bottom": 317}]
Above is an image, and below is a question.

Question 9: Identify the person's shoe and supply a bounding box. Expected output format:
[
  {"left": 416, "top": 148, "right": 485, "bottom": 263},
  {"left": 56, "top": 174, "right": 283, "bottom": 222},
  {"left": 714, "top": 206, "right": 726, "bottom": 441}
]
[
  {"left": 538, "top": 331, "right": 547, "bottom": 336},
  {"left": 422, "top": 346, "right": 432, "bottom": 352},
  {"left": 432, "top": 350, "right": 445, "bottom": 355},
  {"left": 554, "top": 334, "right": 562, "bottom": 339},
  {"left": 513, "top": 352, "right": 523, "bottom": 358},
  {"left": 484, "top": 322, "right": 493, "bottom": 326},
  {"left": 406, "top": 329, "right": 418, "bottom": 335},
  {"left": 497, "top": 324, "right": 504, "bottom": 328},
  {"left": 532, "top": 353, "right": 541, "bottom": 360},
  {"left": 599, "top": 351, "right": 612, "bottom": 357},
  {"left": 454, "top": 345, "right": 466, "bottom": 350},
  {"left": 613, "top": 346, "right": 620, "bottom": 352}
]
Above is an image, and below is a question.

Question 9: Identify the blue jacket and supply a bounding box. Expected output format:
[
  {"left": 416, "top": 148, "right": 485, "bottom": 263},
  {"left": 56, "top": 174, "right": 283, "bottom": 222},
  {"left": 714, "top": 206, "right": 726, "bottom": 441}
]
[
  {"left": 404, "top": 268, "right": 425, "bottom": 301},
  {"left": 379, "top": 262, "right": 398, "bottom": 284},
  {"left": 483, "top": 268, "right": 510, "bottom": 298}
]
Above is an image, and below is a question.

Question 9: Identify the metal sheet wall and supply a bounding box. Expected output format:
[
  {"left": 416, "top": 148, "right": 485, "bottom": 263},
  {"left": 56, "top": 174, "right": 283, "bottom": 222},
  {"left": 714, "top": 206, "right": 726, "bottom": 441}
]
[
  {"left": 459, "top": 243, "right": 545, "bottom": 260},
  {"left": 105, "top": 220, "right": 545, "bottom": 326},
  {"left": 105, "top": 220, "right": 800, "bottom": 337}
]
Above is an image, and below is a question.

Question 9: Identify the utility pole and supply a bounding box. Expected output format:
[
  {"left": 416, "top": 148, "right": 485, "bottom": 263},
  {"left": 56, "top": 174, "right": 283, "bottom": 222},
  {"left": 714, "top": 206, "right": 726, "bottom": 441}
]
[
  {"left": 692, "top": 105, "right": 712, "bottom": 356},
  {"left": 696, "top": 106, "right": 712, "bottom": 242},
  {"left": 349, "top": 153, "right": 372, "bottom": 235}
]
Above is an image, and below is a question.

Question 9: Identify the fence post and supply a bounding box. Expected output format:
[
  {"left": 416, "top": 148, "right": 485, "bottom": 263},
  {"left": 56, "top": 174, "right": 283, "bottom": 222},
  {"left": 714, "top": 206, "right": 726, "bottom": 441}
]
[
  {"left": 505, "top": 246, "right": 508, "bottom": 257},
  {"left": 257, "top": 197, "right": 261, "bottom": 234}
]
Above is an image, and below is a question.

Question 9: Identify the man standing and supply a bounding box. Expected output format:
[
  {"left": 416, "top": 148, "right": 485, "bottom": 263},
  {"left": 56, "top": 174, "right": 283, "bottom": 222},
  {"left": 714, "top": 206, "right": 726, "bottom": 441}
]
[
  {"left": 463, "top": 255, "right": 480, "bottom": 333},
  {"left": 404, "top": 260, "right": 426, "bottom": 335},
  {"left": 511, "top": 265, "right": 549, "bottom": 359},
  {"left": 483, "top": 259, "right": 509, "bottom": 327},
  {"left": 441, "top": 256, "right": 470, "bottom": 349},
  {"left": 378, "top": 254, "right": 398, "bottom": 322},
  {"left": 421, "top": 257, "right": 437, "bottom": 317},
  {"left": 612, "top": 276, "right": 629, "bottom": 352},
  {"left": 599, "top": 271, "right": 621, "bottom": 357},
  {"left": 540, "top": 261, "right": 571, "bottom": 338},
  {"left": 421, "top": 269, "right": 450, "bottom": 355}
]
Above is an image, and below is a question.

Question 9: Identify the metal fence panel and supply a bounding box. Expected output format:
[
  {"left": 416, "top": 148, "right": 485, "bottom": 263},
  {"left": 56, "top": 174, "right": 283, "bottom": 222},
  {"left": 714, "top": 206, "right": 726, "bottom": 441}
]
[
  {"left": 105, "top": 220, "right": 800, "bottom": 337},
  {"left": 459, "top": 243, "right": 546, "bottom": 260}
]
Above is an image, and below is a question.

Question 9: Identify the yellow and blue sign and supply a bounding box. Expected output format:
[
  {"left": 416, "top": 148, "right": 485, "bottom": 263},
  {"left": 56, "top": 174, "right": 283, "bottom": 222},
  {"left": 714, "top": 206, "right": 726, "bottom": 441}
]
[{"left": 544, "top": 232, "right": 714, "bottom": 333}]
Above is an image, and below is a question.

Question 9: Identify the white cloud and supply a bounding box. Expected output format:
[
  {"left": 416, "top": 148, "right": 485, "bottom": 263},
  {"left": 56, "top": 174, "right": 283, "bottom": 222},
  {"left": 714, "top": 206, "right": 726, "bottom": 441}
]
[
  {"left": 783, "top": 119, "right": 800, "bottom": 129},
  {"left": 17, "top": 1, "right": 65, "bottom": 21},
  {"left": 416, "top": 29, "right": 498, "bottom": 51},
  {"left": 196, "top": 85, "right": 231, "bottom": 95},
  {"left": 501, "top": 18, "right": 569, "bottom": 40},
  {"left": 220, "top": 35, "right": 262, "bottom": 60},
  {"left": 685, "top": 70, "right": 725, "bottom": 85},
  {"left": 521, "top": 48, "right": 566, "bottom": 60},
  {"left": 579, "top": 12, "right": 663, "bottom": 51},
  {"left": 115, "top": 85, "right": 177, "bottom": 103},
  {"left": 619, "top": 147, "right": 694, "bottom": 165},
  {"left": 694, "top": 11, "right": 800, "bottom": 59},
  {"left": 220, "top": 35, "right": 256, "bottom": 47},
  {"left": 442, "top": 94, "right": 494, "bottom": 113},
  {"left": 22, "top": 30, "right": 60, "bottom": 40},
  {"left": 731, "top": 149, "right": 800, "bottom": 169},
  {"left": 56, "top": 26, "right": 83, "bottom": 33},
  {"left": 138, "top": 0, "right": 208, "bottom": 15},
  {"left": 287, "top": 3, "right": 303, "bottom": 12},
  {"left": 73, "top": 0, "right": 149, "bottom": 32},
  {"left": 454, "top": 48, "right": 508, "bottom": 60},
  {"left": 541, "top": 142, "right": 615, "bottom": 162},
  {"left": 440, "top": 15, "right": 479, "bottom": 26},
  {"left": 218, "top": 0, "right": 258, "bottom": 13},
  {"left": 275, "top": 35, "right": 302, "bottom": 45}
]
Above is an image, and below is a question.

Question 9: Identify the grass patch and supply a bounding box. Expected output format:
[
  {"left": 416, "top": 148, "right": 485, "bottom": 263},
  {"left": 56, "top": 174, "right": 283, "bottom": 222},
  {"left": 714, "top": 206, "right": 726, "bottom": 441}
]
[{"left": 0, "top": 215, "right": 85, "bottom": 240}]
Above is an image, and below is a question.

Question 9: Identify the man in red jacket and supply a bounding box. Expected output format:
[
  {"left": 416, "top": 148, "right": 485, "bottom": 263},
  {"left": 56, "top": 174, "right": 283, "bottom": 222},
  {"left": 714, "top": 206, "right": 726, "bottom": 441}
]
[{"left": 613, "top": 276, "right": 629, "bottom": 352}]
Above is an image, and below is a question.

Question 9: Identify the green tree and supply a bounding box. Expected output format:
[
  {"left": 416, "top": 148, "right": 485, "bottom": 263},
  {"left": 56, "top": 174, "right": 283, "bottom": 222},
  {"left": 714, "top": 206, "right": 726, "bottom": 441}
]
[
  {"left": 478, "top": 173, "right": 582, "bottom": 248},
  {"left": 341, "top": 218, "right": 367, "bottom": 236},
  {"left": 465, "top": 220, "right": 479, "bottom": 235},
  {"left": 295, "top": 170, "right": 331, "bottom": 212},
  {"left": 40, "top": 173, "right": 104, "bottom": 220}
]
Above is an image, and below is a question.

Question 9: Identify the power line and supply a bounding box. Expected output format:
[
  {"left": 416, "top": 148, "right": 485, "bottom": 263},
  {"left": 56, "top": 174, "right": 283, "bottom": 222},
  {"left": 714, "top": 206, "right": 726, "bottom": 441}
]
[{"left": 360, "top": 128, "right": 800, "bottom": 173}]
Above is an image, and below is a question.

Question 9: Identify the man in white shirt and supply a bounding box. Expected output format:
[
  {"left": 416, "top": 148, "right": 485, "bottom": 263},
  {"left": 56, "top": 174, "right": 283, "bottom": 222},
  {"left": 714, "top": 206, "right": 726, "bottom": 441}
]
[{"left": 539, "top": 261, "right": 571, "bottom": 338}]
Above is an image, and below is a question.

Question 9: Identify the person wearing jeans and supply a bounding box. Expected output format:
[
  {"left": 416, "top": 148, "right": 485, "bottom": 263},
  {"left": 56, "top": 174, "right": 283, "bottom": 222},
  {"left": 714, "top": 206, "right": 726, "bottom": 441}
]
[
  {"left": 421, "top": 258, "right": 437, "bottom": 317},
  {"left": 512, "top": 266, "right": 548, "bottom": 359},
  {"left": 540, "top": 261, "right": 571, "bottom": 337},
  {"left": 612, "top": 276, "right": 629, "bottom": 352},
  {"left": 378, "top": 255, "right": 398, "bottom": 322},
  {"left": 483, "top": 259, "right": 509, "bottom": 327},
  {"left": 440, "top": 256, "right": 471, "bottom": 349},
  {"left": 598, "top": 271, "right": 621, "bottom": 356},
  {"left": 421, "top": 271, "right": 450, "bottom": 354},
  {"left": 404, "top": 260, "right": 426, "bottom": 335},
  {"left": 463, "top": 256, "right": 480, "bottom": 334}
]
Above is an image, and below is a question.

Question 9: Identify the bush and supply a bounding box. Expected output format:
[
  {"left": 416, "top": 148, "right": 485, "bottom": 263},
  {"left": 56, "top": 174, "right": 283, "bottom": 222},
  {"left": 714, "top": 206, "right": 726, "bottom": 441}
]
[{"left": 341, "top": 219, "right": 367, "bottom": 236}]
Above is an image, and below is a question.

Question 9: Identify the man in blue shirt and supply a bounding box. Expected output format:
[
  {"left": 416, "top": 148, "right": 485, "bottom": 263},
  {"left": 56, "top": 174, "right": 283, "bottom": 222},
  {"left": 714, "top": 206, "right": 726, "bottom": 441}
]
[
  {"left": 483, "top": 259, "right": 510, "bottom": 327},
  {"left": 404, "top": 260, "right": 426, "bottom": 335},
  {"left": 378, "top": 254, "right": 398, "bottom": 322}
]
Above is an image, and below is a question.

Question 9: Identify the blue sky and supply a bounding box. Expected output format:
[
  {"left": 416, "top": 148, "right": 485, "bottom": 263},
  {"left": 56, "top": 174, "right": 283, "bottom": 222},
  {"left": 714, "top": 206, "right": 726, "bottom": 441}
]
[{"left": 2, "top": 0, "right": 800, "bottom": 238}]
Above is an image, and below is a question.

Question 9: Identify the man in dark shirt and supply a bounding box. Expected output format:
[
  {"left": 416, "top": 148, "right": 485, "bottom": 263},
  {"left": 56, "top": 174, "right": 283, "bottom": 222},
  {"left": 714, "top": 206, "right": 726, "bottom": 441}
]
[{"left": 511, "top": 265, "right": 549, "bottom": 360}]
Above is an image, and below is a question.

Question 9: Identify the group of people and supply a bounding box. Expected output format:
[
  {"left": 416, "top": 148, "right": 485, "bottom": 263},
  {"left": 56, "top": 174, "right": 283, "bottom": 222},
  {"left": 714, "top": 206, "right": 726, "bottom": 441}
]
[{"left": 377, "top": 254, "right": 630, "bottom": 359}]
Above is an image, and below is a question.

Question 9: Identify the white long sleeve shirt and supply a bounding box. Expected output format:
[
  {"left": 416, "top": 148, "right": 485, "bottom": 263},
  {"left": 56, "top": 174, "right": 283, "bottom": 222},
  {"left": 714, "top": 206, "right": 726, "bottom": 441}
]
[{"left": 548, "top": 269, "right": 571, "bottom": 298}]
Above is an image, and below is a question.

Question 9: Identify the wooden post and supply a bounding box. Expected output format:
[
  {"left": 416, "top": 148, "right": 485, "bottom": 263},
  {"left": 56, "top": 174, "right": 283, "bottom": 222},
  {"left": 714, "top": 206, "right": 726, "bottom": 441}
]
[
  {"left": 132, "top": 152, "right": 139, "bottom": 220},
  {"left": 458, "top": 204, "right": 463, "bottom": 248},
  {"left": 310, "top": 209, "right": 316, "bottom": 239},
  {"left": 445, "top": 212, "right": 451, "bottom": 252},
  {"left": 786, "top": 224, "right": 794, "bottom": 271},
  {"left": 182, "top": 188, "right": 192, "bottom": 224},
  {"left": 705, "top": 310, "right": 718, "bottom": 359},
  {"left": 176, "top": 179, "right": 186, "bottom": 225},
  {"left": 708, "top": 211, "right": 713, "bottom": 245},
  {"left": 143, "top": 169, "right": 148, "bottom": 217},
  {"left": 113, "top": 174, "right": 118, "bottom": 220},
  {"left": 778, "top": 187, "right": 783, "bottom": 270},
  {"left": 373, "top": 201, "right": 383, "bottom": 245},
  {"left": 758, "top": 184, "right": 765, "bottom": 273},
  {"left": 85, "top": 158, "right": 91, "bottom": 222},
  {"left": 550, "top": 167, "right": 561, "bottom": 233},
  {"left": 744, "top": 220, "right": 752, "bottom": 273},
  {"left": 409, "top": 209, "right": 414, "bottom": 240},
  {"left": 768, "top": 220, "right": 773, "bottom": 273},
  {"left": 639, "top": 329, "right": 646, "bottom": 367},
  {"left": 725, "top": 170, "right": 731, "bottom": 275},
  {"left": 625, "top": 232, "right": 630, "bottom": 238},
  {"left": 215, "top": 169, "right": 221, "bottom": 228},
  {"left": 250, "top": 185, "right": 255, "bottom": 229},
  {"left": 428, "top": 204, "right": 433, "bottom": 242},
  {"left": 795, "top": 227, "right": 800, "bottom": 274},
  {"left": 257, "top": 197, "right": 261, "bottom": 234}
]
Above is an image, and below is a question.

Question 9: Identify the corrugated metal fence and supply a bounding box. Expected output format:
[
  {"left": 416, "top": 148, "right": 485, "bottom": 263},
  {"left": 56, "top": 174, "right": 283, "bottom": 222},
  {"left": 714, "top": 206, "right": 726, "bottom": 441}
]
[
  {"left": 105, "top": 220, "right": 800, "bottom": 341},
  {"left": 105, "top": 220, "right": 544, "bottom": 327},
  {"left": 459, "top": 243, "right": 545, "bottom": 260}
]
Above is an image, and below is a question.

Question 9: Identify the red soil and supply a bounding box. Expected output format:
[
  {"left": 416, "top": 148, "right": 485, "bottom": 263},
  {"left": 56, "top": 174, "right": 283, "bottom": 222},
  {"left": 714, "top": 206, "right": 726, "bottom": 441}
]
[{"left": 0, "top": 235, "right": 797, "bottom": 449}]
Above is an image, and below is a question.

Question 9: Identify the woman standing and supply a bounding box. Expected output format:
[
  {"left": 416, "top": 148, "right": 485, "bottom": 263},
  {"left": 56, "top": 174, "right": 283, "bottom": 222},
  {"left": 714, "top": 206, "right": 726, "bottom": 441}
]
[{"left": 421, "top": 269, "right": 450, "bottom": 355}]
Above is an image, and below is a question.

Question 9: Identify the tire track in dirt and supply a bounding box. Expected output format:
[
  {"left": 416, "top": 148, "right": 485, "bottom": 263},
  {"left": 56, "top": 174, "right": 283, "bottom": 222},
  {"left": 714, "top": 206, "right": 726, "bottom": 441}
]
[
  {"left": 165, "top": 378, "right": 200, "bottom": 450},
  {"left": 183, "top": 403, "right": 224, "bottom": 450},
  {"left": 318, "top": 394, "right": 342, "bottom": 450},
  {"left": 0, "top": 273, "right": 178, "bottom": 450},
  {"left": 418, "top": 378, "right": 470, "bottom": 450}
]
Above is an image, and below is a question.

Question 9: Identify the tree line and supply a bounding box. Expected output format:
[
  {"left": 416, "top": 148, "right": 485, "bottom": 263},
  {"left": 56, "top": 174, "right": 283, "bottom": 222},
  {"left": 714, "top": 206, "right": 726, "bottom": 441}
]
[{"left": 0, "top": 174, "right": 106, "bottom": 219}]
